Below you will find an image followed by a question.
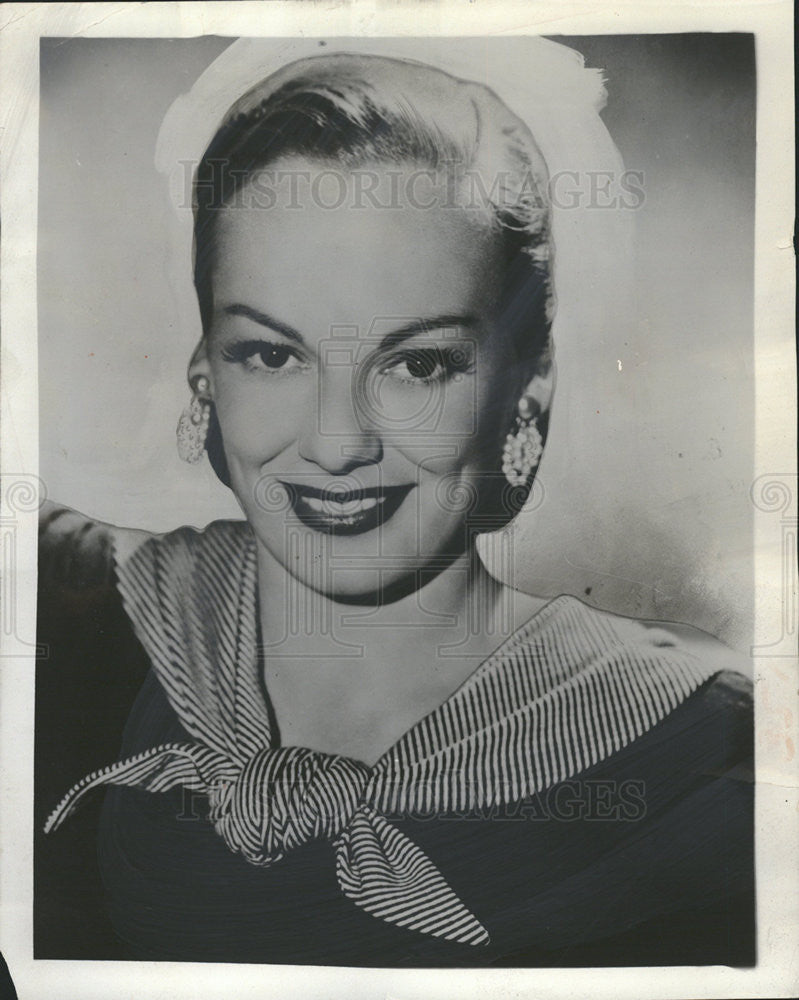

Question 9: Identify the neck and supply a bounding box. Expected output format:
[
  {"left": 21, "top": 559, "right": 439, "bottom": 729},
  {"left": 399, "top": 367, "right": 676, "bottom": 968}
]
[{"left": 256, "top": 540, "right": 521, "bottom": 657}]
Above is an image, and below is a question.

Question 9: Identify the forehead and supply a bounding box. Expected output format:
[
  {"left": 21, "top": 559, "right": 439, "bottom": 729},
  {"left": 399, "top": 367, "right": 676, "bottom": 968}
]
[{"left": 209, "top": 160, "right": 506, "bottom": 330}]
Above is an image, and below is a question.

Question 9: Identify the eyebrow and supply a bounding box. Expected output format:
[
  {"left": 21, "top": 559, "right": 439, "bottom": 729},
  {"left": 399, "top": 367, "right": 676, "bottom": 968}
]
[
  {"left": 224, "top": 304, "right": 478, "bottom": 351},
  {"left": 224, "top": 304, "right": 303, "bottom": 343}
]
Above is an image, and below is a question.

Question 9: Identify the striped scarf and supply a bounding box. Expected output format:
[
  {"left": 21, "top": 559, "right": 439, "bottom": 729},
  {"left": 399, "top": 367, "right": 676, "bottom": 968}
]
[{"left": 45, "top": 520, "right": 721, "bottom": 946}]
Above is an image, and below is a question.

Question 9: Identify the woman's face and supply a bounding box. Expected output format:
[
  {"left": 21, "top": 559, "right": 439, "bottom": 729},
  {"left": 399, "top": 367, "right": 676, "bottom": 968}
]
[{"left": 194, "top": 160, "right": 539, "bottom": 599}]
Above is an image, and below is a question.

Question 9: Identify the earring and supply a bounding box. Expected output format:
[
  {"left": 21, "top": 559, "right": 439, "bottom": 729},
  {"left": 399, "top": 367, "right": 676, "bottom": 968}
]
[
  {"left": 502, "top": 398, "right": 543, "bottom": 487},
  {"left": 177, "top": 376, "right": 211, "bottom": 464}
]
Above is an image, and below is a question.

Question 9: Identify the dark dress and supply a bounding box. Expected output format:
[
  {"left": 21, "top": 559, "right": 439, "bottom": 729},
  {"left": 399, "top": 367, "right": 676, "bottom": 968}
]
[{"left": 34, "top": 505, "right": 755, "bottom": 967}]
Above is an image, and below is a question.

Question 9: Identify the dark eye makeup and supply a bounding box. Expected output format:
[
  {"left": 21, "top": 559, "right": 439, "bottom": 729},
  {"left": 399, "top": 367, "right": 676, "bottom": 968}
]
[
  {"left": 219, "top": 337, "right": 475, "bottom": 383},
  {"left": 220, "top": 339, "right": 306, "bottom": 375},
  {"left": 377, "top": 346, "right": 475, "bottom": 384}
]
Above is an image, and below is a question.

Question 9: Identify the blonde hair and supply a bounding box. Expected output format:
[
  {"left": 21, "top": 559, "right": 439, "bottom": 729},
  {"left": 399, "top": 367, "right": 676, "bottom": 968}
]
[{"left": 193, "top": 53, "right": 553, "bottom": 358}]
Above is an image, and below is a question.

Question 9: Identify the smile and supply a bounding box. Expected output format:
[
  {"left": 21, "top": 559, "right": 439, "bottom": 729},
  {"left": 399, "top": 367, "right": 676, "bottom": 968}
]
[{"left": 280, "top": 483, "right": 414, "bottom": 536}]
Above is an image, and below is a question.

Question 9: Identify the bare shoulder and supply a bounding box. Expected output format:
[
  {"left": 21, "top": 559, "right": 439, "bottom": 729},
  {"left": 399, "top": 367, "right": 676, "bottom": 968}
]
[
  {"left": 485, "top": 580, "right": 753, "bottom": 690},
  {"left": 638, "top": 615, "right": 754, "bottom": 684}
]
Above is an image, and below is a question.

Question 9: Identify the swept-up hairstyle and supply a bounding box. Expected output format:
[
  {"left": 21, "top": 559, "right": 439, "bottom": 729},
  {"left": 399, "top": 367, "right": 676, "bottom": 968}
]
[{"left": 192, "top": 53, "right": 554, "bottom": 490}]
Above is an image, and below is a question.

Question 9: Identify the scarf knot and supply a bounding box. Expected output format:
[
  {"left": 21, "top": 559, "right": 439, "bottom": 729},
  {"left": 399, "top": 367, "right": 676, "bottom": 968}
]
[{"left": 208, "top": 746, "right": 371, "bottom": 865}]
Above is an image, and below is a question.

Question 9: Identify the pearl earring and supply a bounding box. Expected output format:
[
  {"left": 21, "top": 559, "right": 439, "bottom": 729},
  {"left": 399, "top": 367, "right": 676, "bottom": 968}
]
[
  {"left": 501, "top": 397, "right": 543, "bottom": 487},
  {"left": 177, "top": 376, "right": 211, "bottom": 464}
]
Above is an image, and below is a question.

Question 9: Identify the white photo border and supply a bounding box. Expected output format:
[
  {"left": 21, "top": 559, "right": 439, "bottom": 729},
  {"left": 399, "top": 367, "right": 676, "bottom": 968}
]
[{"left": 1, "top": 2, "right": 796, "bottom": 998}]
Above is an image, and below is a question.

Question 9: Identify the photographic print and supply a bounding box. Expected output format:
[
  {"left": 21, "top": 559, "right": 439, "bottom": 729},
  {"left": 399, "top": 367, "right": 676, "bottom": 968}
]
[{"left": 1, "top": 3, "right": 796, "bottom": 999}]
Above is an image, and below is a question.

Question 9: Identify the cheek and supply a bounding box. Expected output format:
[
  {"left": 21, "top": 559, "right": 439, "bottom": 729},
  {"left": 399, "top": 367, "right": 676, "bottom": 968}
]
[
  {"left": 211, "top": 373, "right": 306, "bottom": 466},
  {"left": 392, "top": 377, "right": 511, "bottom": 475}
]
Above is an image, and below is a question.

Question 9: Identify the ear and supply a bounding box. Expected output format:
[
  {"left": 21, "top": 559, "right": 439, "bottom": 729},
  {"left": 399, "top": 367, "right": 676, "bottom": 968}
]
[
  {"left": 187, "top": 338, "right": 213, "bottom": 395},
  {"left": 519, "top": 361, "right": 556, "bottom": 422}
]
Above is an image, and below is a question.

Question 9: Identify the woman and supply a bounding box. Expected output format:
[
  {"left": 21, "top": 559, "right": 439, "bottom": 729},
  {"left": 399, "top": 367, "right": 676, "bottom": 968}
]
[{"left": 35, "top": 38, "right": 754, "bottom": 967}]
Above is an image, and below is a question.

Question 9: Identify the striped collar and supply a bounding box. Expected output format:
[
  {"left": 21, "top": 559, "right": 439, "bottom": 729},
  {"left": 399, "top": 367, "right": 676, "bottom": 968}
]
[{"left": 47, "top": 519, "right": 722, "bottom": 946}]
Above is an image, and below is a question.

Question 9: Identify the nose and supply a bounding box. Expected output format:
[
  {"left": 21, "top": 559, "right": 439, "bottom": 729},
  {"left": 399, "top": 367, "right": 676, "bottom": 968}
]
[{"left": 296, "top": 364, "right": 382, "bottom": 474}]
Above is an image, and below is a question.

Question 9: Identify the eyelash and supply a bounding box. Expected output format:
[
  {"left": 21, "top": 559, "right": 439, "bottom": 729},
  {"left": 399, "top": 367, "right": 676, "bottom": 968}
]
[
  {"left": 378, "top": 347, "right": 475, "bottom": 384},
  {"left": 220, "top": 340, "right": 308, "bottom": 377},
  {"left": 219, "top": 339, "right": 475, "bottom": 384}
]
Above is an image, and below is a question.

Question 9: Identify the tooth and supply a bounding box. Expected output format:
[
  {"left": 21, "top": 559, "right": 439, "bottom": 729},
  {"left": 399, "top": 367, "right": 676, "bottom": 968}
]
[
  {"left": 302, "top": 495, "right": 379, "bottom": 515},
  {"left": 330, "top": 498, "right": 357, "bottom": 513}
]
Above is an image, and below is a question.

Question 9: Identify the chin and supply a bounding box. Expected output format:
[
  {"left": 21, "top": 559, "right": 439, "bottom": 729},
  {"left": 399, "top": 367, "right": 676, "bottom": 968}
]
[
  {"left": 262, "top": 537, "right": 445, "bottom": 605},
  {"left": 305, "top": 566, "right": 423, "bottom": 605},
  {"left": 247, "top": 504, "right": 469, "bottom": 605}
]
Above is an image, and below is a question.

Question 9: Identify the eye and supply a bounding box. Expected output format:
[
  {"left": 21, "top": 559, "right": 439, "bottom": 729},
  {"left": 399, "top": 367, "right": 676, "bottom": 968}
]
[
  {"left": 387, "top": 350, "right": 444, "bottom": 382},
  {"left": 252, "top": 344, "right": 299, "bottom": 371},
  {"left": 220, "top": 339, "right": 308, "bottom": 376},
  {"left": 379, "top": 347, "right": 473, "bottom": 385}
]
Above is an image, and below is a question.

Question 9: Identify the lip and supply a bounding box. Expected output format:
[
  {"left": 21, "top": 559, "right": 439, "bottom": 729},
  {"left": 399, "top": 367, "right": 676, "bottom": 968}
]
[{"left": 279, "top": 482, "right": 414, "bottom": 536}]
